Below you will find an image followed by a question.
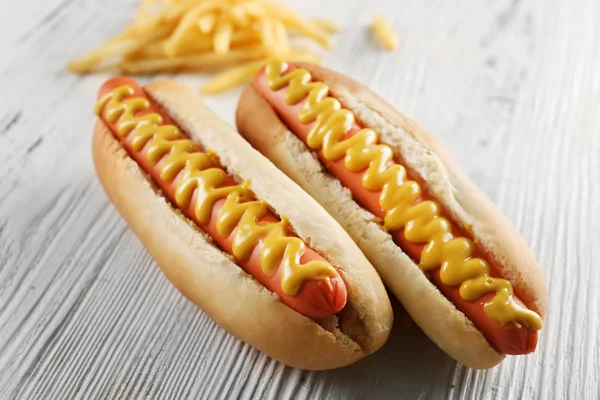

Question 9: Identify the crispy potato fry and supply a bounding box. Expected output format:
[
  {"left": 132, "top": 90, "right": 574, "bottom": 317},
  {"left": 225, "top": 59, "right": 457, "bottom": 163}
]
[
  {"left": 68, "top": 0, "right": 340, "bottom": 93},
  {"left": 68, "top": 26, "right": 170, "bottom": 73},
  {"left": 137, "top": 29, "right": 261, "bottom": 59},
  {"left": 166, "top": 2, "right": 220, "bottom": 56},
  {"left": 163, "top": 0, "right": 202, "bottom": 21},
  {"left": 121, "top": 45, "right": 267, "bottom": 74},
  {"left": 272, "top": 19, "right": 289, "bottom": 55},
  {"left": 285, "top": 50, "right": 321, "bottom": 64},
  {"left": 258, "top": 17, "right": 277, "bottom": 55},
  {"left": 242, "top": 1, "right": 266, "bottom": 19},
  {"left": 310, "top": 18, "right": 341, "bottom": 34},
  {"left": 282, "top": 17, "right": 331, "bottom": 48},
  {"left": 120, "top": 57, "right": 183, "bottom": 74},
  {"left": 201, "top": 50, "right": 320, "bottom": 94},
  {"left": 229, "top": 4, "right": 250, "bottom": 27},
  {"left": 229, "top": 30, "right": 262, "bottom": 46},
  {"left": 67, "top": 41, "right": 133, "bottom": 73},
  {"left": 201, "top": 59, "right": 266, "bottom": 94},
  {"left": 261, "top": 2, "right": 331, "bottom": 47},
  {"left": 197, "top": 13, "right": 217, "bottom": 34},
  {"left": 372, "top": 15, "right": 398, "bottom": 51},
  {"left": 213, "top": 15, "right": 234, "bottom": 53},
  {"left": 132, "top": 39, "right": 169, "bottom": 58}
]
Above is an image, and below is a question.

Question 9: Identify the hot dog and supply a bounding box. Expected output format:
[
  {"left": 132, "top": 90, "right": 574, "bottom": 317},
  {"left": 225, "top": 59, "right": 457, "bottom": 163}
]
[
  {"left": 92, "top": 77, "right": 393, "bottom": 370},
  {"left": 235, "top": 61, "right": 549, "bottom": 369}
]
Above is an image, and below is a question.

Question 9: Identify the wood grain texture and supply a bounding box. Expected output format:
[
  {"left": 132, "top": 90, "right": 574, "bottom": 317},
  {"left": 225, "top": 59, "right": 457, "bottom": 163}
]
[{"left": 0, "top": 0, "right": 598, "bottom": 398}]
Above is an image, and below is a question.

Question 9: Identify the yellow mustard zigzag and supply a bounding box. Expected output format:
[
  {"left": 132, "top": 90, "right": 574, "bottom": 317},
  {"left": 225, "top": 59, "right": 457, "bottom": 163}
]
[
  {"left": 95, "top": 85, "right": 338, "bottom": 295},
  {"left": 265, "top": 61, "right": 541, "bottom": 329}
]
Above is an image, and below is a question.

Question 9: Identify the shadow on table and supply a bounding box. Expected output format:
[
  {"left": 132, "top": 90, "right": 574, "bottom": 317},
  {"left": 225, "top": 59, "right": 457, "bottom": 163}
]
[{"left": 302, "top": 300, "right": 459, "bottom": 399}]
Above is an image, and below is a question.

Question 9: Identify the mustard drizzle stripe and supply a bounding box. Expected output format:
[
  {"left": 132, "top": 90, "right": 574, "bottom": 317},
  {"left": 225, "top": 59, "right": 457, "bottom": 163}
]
[
  {"left": 265, "top": 61, "right": 542, "bottom": 330},
  {"left": 95, "top": 85, "right": 338, "bottom": 296}
]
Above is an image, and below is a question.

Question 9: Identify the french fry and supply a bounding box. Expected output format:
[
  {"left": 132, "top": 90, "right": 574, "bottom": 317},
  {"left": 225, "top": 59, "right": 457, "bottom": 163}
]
[
  {"left": 310, "top": 18, "right": 341, "bottom": 34},
  {"left": 230, "top": 29, "right": 262, "bottom": 45},
  {"left": 121, "top": 45, "right": 267, "bottom": 74},
  {"left": 258, "top": 17, "right": 277, "bottom": 55},
  {"left": 281, "top": 15, "right": 331, "bottom": 48},
  {"left": 183, "top": 45, "right": 267, "bottom": 70},
  {"left": 68, "top": 0, "right": 339, "bottom": 94},
  {"left": 261, "top": 2, "right": 331, "bottom": 48},
  {"left": 197, "top": 13, "right": 217, "bottom": 34},
  {"left": 132, "top": 39, "right": 169, "bottom": 58},
  {"left": 201, "top": 59, "right": 266, "bottom": 94},
  {"left": 272, "top": 19, "right": 289, "bottom": 55},
  {"left": 242, "top": 1, "right": 266, "bottom": 19},
  {"left": 166, "top": 2, "right": 220, "bottom": 56},
  {"left": 163, "top": 0, "right": 202, "bottom": 21},
  {"left": 372, "top": 15, "right": 398, "bottom": 51},
  {"left": 129, "top": 12, "right": 164, "bottom": 35},
  {"left": 284, "top": 50, "right": 321, "bottom": 64},
  {"left": 180, "top": 29, "right": 261, "bottom": 54},
  {"left": 67, "top": 39, "right": 139, "bottom": 73},
  {"left": 137, "top": 29, "right": 261, "bottom": 59},
  {"left": 201, "top": 50, "right": 320, "bottom": 94},
  {"left": 68, "top": 29, "right": 163, "bottom": 73},
  {"left": 229, "top": 4, "right": 250, "bottom": 28},
  {"left": 213, "top": 15, "right": 234, "bottom": 53},
  {"left": 120, "top": 57, "right": 184, "bottom": 74}
]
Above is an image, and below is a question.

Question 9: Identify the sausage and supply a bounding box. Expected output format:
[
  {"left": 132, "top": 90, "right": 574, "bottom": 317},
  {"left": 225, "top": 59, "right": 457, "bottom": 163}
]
[
  {"left": 97, "top": 77, "right": 347, "bottom": 320},
  {"left": 251, "top": 68, "right": 538, "bottom": 354}
]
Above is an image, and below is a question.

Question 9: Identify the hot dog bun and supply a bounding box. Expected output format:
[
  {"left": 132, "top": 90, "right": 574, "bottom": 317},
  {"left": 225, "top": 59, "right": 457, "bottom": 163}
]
[
  {"left": 235, "top": 63, "right": 548, "bottom": 369},
  {"left": 92, "top": 80, "right": 393, "bottom": 370}
]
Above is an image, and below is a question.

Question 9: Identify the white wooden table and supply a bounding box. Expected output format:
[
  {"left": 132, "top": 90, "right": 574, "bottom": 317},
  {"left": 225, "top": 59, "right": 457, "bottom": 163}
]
[{"left": 1, "top": 0, "right": 598, "bottom": 398}]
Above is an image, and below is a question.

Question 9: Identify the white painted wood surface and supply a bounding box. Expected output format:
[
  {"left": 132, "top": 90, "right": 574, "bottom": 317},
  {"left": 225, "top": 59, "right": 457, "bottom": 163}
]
[{"left": 1, "top": 0, "right": 598, "bottom": 398}]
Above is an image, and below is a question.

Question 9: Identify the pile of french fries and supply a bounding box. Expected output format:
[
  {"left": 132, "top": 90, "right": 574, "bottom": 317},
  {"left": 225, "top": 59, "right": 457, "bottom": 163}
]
[{"left": 68, "top": 0, "right": 340, "bottom": 94}]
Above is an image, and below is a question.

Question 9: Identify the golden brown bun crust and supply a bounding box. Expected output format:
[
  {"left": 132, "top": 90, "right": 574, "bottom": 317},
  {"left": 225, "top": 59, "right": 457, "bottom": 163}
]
[
  {"left": 92, "top": 82, "right": 393, "bottom": 370},
  {"left": 236, "top": 64, "right": 548, "bottom": 368}
]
